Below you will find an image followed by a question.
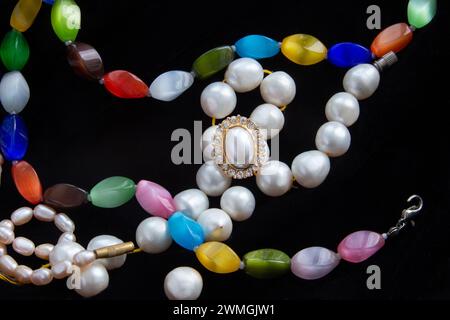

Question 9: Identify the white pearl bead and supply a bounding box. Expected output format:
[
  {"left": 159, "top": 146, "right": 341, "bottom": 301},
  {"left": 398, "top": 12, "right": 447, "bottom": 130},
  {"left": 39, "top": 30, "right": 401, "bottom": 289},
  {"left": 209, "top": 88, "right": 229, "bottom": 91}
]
[
  {"left": 325, "top": 92, "right": 360, "bottom": 127},
  {"left": 224, "top": 58, "right": 264, "bottom": 93},
  {"left": 0, "top": 71, "right": 30, "bottom": 114},
  {"left": 73, "top": 250, "right": 96, "bottom": 267},
  {"left": 196, "top": 161, "right": 232, "bottom": 197},
  {"left": 220, "top": 186, "right": 255, "bottom": 221},
  {"left": 0, "top": 243, "right": 6, "bottom": 256},
  {"left": 51, "top": 260, "right": 73, "bottom": 279},
  {"left": 87, "top": 235, "right": 126, "bottom": 270},
  {"left": 10, "top": 207, "right": 33, "bottom": 226},
  {"left": 0, "top": 219, "right": 14, "bottom": 231},
  {"left": 35, "top": 243, "right": 54, "bottom": 260},
  {"left": 292, "top": 150, "right": 331, "bottom": 188},
  {"left": 200, "top": 82, "right": 237, "bottom": 119},
  {"left": 225, "top": 126, "right": 255, "bottom": 168},
  {"left": 343, "top": 64, "right": 380, "bottom": 100},
  {"left": 197, "top": 209, "right": 233, "bottom": 241},
  {"left": 58, "top": 232, "right": 76, "bottom": 243},
  {"left": 250, "top": 103, "right": 285, "bottom": 139},
  {"left": 49, "top": 241, "right": 84, "bottom": 266},
  {"left": 256, "top": 160, "right": 293, "bottom": 197},
  {"left": 0, "top": 226, "right": 14, "bottom": 245},
  {"left": 201, "top": 125, "right": 218, "bottom": 150},
  {"left": 136, "top": 217, "right": 172, "bottom": 254},
  {"left": 0, "top": 255, "right": 18, "bottom": 276},
  {"left": 30, "top": 268, "right": 53, "bottom": 286},
  {"left": 260, "top": 71, "right": 296, "bottom": 106},
  {"left": 315, "top": 121, "right": 351, "bottom": 157},
  {"left": 12, "top": 236, "right": 35, "bottom": 256},
  {"left": 14, "top": 265, "right": 33, "bottom": 284},
  {"left": 33, "top": 204, "right": 56, "bottom": 222},
  {"left": 54, "top": 213, "right": 75, "bottom": 233},
  {"left": 74, "top": 263, "right": 109, "bottom": 298},
  {"left": 164, "top": 267, "right": 203, "bottom": 300},
  {"left": 174, "top": 189, "right": 209, "bottom": 220},
  {"left": 203, "top": 144, "right": 215, "bottom": 162}
]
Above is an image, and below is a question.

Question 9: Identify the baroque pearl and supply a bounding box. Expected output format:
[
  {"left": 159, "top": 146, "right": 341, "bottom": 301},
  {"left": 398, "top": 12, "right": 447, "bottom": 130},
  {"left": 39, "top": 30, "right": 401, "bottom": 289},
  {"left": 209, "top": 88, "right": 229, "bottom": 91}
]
[
  {"left": 196, "top": 161, "right": 232, "bottom": 197},
  {"left": 224, "top": 58, "right": 264, "bottom": 93},
  {"left": 174, "top": 189, "right": 209, "bottom": 220},
  {"left": 31, "top": 268, "right": 53, "bottom": 286},
  {"left": 12, "top": 236, "right": 35, "bottom": 256},
  {"left": 11, "top": 207, "right": 33, "bottom": 226},
  {"left": 52, "top": 260, "right": 73, "bottom": 279},
  {"left": 73, "top": 250, "right": 96, "bottom": 267},
  {"left": 33, "top": 204, "right": 56, "bottom": 222},
  {"left": 87, "top": 235, "right": 126, "bottom": 270},
  {"left": 0, "top": 226, "right": 14, "bottom": 245},
  {"left": 35, "top": 243, "right": 54, "bottom": 260},
  {"left": 54, "top": 213, "right": 75, "bottom": 233},
  {"left": 260, "top": 71, "right": 296, "bottom": 106},
  {"left": 256, "top": 161, "right": 293, "bottom": 197},
  {"left": 291, "top": 247, "right": 340, "bottom": 280},
  {"left": 343, "top": 64, "right": 380, "bottom": 100},
  {"left": 250, "top": 103, "right": 285, "bottom": 139},
  {"left": 0, "top": 219, "right": 14, "bottom": 231},
  {"left": 291, "top": 150, "right": 330, "bottom": 188},
  {"left": 14, "top": 265, "right": 33, "bottom": 284},
  {"left": 136, "top": 217, "right": 172, "bottom": 254},
  {"left": 58, "top": 232, "right": 76, "bottom": 243},
  {"left": 74, "top": 263, "right": 109, "bottom": 298},
  {"left": 49, "top": 241, "right": 84, "bottom": 266},
  {"left": 315, "top": 121, "right": 351, "bottom": 157},
  {"left": 197, "top": 209, "right": 233, "bottom": 242},
  {"left": 325, "top": 92, "right": 360, "bottom": 127},
  {"left": 0, "top": 255, "right": 18, "bottom": 276},
  {"left": 164, "top": 267, "right": 203, "bottom": 300},
  {"left": 220, "top": 186, "right": 255, "bottom": 221},
  {"left": 225, "top": 126, "right": 255, "bottom": 169},
  {"left": 0, "top": 243, "right": 6, "bottom": 256},
  {"left": 200, "top": 82, "right": 237, "bottom": 119}
]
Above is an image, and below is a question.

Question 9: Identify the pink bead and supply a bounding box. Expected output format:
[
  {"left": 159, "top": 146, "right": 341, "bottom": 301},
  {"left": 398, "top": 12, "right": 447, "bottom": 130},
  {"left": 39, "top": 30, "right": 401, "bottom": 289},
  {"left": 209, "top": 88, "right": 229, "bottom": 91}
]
[
  {"left": 337, "top": 230, "right": 385, "bottom": 263},
  {"left": 136, "top": 180, "right": 176, "bottom": 219}
]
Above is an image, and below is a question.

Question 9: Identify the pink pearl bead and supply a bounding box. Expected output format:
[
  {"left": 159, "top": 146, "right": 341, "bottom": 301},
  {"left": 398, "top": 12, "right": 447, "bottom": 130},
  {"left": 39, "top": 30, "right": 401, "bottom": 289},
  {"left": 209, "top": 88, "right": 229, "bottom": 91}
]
[
  {"left": 136, "top": 180, "right": 176, "bottom": 219},
  {"left": 337, "top": 230, "right": 385, "bottom": 263}
]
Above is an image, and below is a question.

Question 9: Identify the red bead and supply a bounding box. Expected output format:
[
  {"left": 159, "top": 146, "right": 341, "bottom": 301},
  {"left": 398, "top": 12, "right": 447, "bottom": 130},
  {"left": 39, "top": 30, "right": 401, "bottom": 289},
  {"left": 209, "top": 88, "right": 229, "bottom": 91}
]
[
  {"left": 103, "top": 70, "right": 149, "bottom": 98},
  {"left": 12, "top": 161, "right": 43, "bottom": 204},
  {"left": 371, "top": 23, "right": 413, "bottom": 58}
]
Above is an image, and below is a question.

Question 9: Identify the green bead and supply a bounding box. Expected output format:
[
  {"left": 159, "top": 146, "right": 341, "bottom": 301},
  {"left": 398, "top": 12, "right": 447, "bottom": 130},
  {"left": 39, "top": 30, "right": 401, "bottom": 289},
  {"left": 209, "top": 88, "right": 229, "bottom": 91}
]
[
  {"left": 0, "top": 29, "right": 30, "bottom": 71},
  {"left": 407, "top": 0, "right": 437, "bottom": 29},
  {"left": 51, "top": 0, "right": 81, "bottom": 43},
  {"left": 243, "top": 249, "right": 291, "bottom": 279},
  {"left": 192, "top": 46, "right": 234, "bottom": 80},
  {"left": 89, "top": 176, "right": 136, "bottom": 208}
]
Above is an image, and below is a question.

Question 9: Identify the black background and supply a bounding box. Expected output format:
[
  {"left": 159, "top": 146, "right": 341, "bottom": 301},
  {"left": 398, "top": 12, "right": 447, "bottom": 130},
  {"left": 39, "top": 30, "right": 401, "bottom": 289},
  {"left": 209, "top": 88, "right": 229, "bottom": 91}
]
[{"left": 0, "top": 0, "right": 449, "bottom": 302}]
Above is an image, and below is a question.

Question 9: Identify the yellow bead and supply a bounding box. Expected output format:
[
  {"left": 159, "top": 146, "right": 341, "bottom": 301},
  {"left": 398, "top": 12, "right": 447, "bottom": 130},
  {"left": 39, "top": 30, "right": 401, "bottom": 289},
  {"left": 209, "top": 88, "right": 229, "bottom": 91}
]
[
  {"left": 195, "top": 242, "right": 241, "bottom": 274},
  {"left": 281, "top": 34, "right": 327, "bottom": 65},
  {"left": 10, "top": 0, "right": 42, "bottom": 32}
]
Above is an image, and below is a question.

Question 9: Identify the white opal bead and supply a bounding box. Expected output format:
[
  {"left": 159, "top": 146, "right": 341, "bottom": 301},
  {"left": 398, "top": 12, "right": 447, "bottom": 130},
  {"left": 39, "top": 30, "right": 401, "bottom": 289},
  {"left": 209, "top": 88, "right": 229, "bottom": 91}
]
[
  {"left": 35, "top": 243, "right": 54, "bottom": 260},
  {"left": 201, "top": 125, "right": 218, "bottom": 150},
  {"left": 58, "top": 232, "right": 76, "bottom": 243},
  {"left": 343, "top": 64, "right": 380, "bottom": 100},
  {"left": 250, "top": 103, "right": 285, "bottom": 140},
  {"left": 197, "top": 208, "right": 233, "bottom": 242},
  {"left": 164, "top": 267, "right": 203, "bottom": 300},
  {"left": 0, "top": 71, "right": 30, "bottom": 114},
  {"left": 291, "top": 247, "right": 341, "bottom": 280},
  {"left": 196, "top": 161, "right": 232, "bottom": 197},
  {"left": 256, "top": 160, "right": 293, "bottom": 197},
  {"left": 54, "top": 213, "right": 75, "bottom": 233},
  {"left": 136, "top": 217, "right": 172, "bottom": 254},
  {"left": 0, "top": 243, "right": 6, "bottom": 256},
  {"left": 174, "top": 189, "right": 209, "bottom": 220},
  {"left": 220, "top": 186, "right": 255, "bottom": 221},
  {"left": 14, "top": 265, "right": 33, "bottom": 284},
  {"left": 325, "top": 92, "right": 360, "bottom": 127},
  {"left": 12, "top": 236, "right": 35, "bottom": 256},
  {"left": 49, "top": 241, "right": 84, "bottom": 266},
  {"left": 149, "top": 70, "right": 194, "bottom": 101},
  {"left": 225, "top": 126, "right": 255, "bottom": 168},
  {"left": 0, "top": 255, "right": 18, "bottom": 276},
  {"left": 291, "top": 150, "right": 330, "bottom": 188},
  {"left": 10, "top": 207, "right": 33, "bottom": 226},
  {"left": 33, "top": 204, "right": 56, "bottom": 222},
  {"left": 0, "top": 226, "right": 14, "bottom": 245},
  {"left": 315, "top": 121, "right": 351, "bottom": 157},
  {"left": 260, "top": 71, "right": 296, "bottom": 106},
  {"left": 87, "top": 235, "right": 126, "bottom": 270},
  {"left": 51, "top": 260, "right": 73, "bottom": 279},
  {"left": 74, "top": 263, "right": 109, "bottom": 298},
  {"left": 224, "top": 58, "right": 264, "bottom": 93},
  {"left": 0, "top": 219, "right": 14, "bottom": 231},
  {"left": 200, "top": 82, "right": 237, "bottom": 119},
  {"left": 73, "top": 250, "right": 96, "bottom": 267},
  {"left": 30, "top": 268, "right": 53, "bottom": 286}
]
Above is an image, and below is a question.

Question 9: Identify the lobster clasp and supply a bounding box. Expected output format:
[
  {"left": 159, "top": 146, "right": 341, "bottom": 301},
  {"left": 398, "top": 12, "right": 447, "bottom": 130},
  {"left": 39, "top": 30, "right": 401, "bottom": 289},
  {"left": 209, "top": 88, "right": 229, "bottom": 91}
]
[{"left": 400, "top": 194, "right": 424, "bottom": 222}]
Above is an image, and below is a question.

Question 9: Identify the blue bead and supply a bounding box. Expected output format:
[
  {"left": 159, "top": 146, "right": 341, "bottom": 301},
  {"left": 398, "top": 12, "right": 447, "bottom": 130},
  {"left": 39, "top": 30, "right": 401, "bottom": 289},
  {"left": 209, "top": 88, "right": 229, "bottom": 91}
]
[
  {"left": 43, "top": 0, "right": 55, "bottom": 5},
  {"left": 235, "top": 35, "right": 280, "bottom": 59},
  {"left": 0, "top": 114, "right": 28, "bottom": 161},
  {"left": 327, "top": 42, "right": 373, "bottom": 68},
  {"left": 168, "top": 212, "right": 204, "bottom": 251}
]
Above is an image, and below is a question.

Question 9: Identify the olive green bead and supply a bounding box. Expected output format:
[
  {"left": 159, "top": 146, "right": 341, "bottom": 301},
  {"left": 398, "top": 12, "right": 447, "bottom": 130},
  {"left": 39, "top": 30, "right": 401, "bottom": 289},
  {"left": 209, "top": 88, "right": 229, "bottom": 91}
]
[
  {"left": 192, "top": 46, "right": 234, "bottom": 80},
  {"left": 0, "top": 29, "right": 30, "bottom": 71},
  {"left": 51, "top": 0, "right": 81, "bottom": 43},
  {"left": 243, "top": 249, "right": 291, "bottom": 279},
  {"left": 89, "top": 176, "right": 136, "bottom": 208},
  {"left": 407, "top": 0, "right": 437, "bottom": 29}
]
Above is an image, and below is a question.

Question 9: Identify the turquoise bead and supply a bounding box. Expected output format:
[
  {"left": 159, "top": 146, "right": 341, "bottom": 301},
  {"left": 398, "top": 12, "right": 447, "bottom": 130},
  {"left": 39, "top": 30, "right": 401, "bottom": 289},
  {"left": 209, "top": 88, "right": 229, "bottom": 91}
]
[
  {"left": 168, "top": 212, "right": 204, "bottom": 251},
  {"left": 235, "top": 35, "right": 280, "bottom": 59},
  {"left": 327, "top": 42, "right": 372, "bottom": 68}
]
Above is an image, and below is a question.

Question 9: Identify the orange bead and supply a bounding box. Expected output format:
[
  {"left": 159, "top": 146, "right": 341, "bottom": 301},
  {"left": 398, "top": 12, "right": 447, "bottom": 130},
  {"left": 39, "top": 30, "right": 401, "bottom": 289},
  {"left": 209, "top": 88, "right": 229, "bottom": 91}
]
[
  {"left": 371, "top": 23, "right": 413, "bottom": 58},
  {"left": 12, "top": 161, "right": 43, "bottom": 204}
]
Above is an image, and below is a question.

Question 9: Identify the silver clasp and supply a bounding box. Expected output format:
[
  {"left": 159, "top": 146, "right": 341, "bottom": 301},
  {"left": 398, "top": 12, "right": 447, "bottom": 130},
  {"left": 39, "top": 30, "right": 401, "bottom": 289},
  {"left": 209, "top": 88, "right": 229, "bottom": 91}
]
[{"left": 385, "top": 195, "right": 423, "bottom": 238}]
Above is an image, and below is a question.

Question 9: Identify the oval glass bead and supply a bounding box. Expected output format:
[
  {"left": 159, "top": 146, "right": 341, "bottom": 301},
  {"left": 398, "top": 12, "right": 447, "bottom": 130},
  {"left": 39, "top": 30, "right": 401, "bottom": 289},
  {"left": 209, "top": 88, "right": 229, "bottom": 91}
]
[
  {"left": 327, "top": 42, "right": 372, "bottom": 68},
  {"left": 89, "top": 176, "right": 136, "bottom": 208},
  {"left": 195, "top": 242, "right": 241, "bottom": 274},
  {"left": 168, "top": 212, "right": 204, "bottom": 251},
  {"left": 281, "top": 34, "right": 327, "bottom": 65},
  {"left": 291, "top": 247, "right": 340, "bottom": 280},
  {"left": 51, "top": 0, "right": 81, "bottom": 42},
  {"left": 337, "top": 230, "right": 385, "bottom": 263},
  {"left": 0, "top": 114, "right": 28, "bottom": 161},
  {"left": 243, "top": 249, "right": 290, "bottom": 279},
  {"left": 135, "top": 180, "right": 176, "bottom": 219},
  {"left": 149, "top": 71, "right": 194, "bottom": 102},
  {"left": 408, "top": 0, "right": 437, "bottom": 29},
  {"left": 0, "top": 71, "right": 30, "bottom": 114},
  {"left": 12, "top": 161, "right": 43, "bottom": 205},
  {"left": 235, "top": 35, "right": 280, "bottom": 59},
  {"left": 43, "top": 183, "right": 89, "bottom": 209},
  {"left": 0, "top": 29, "right": 30, "bottom": 71},
  {"left": 10, "top": 0, "right": 42, "bottom": 32},
  {"left": 103, "top": 70, "right": 149, "bottom": 99},
  {"left": 43, "top": 0, "right": 55, "bottom": 4},
  {"left": 66, "top": 42, "right": 104, "bottom": 81},
  {"left": 371, "top": 23, "right": 413, "bottom": 58},
  {"left": 192, "top": 46, "right": 235, "bottom": 80}
]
